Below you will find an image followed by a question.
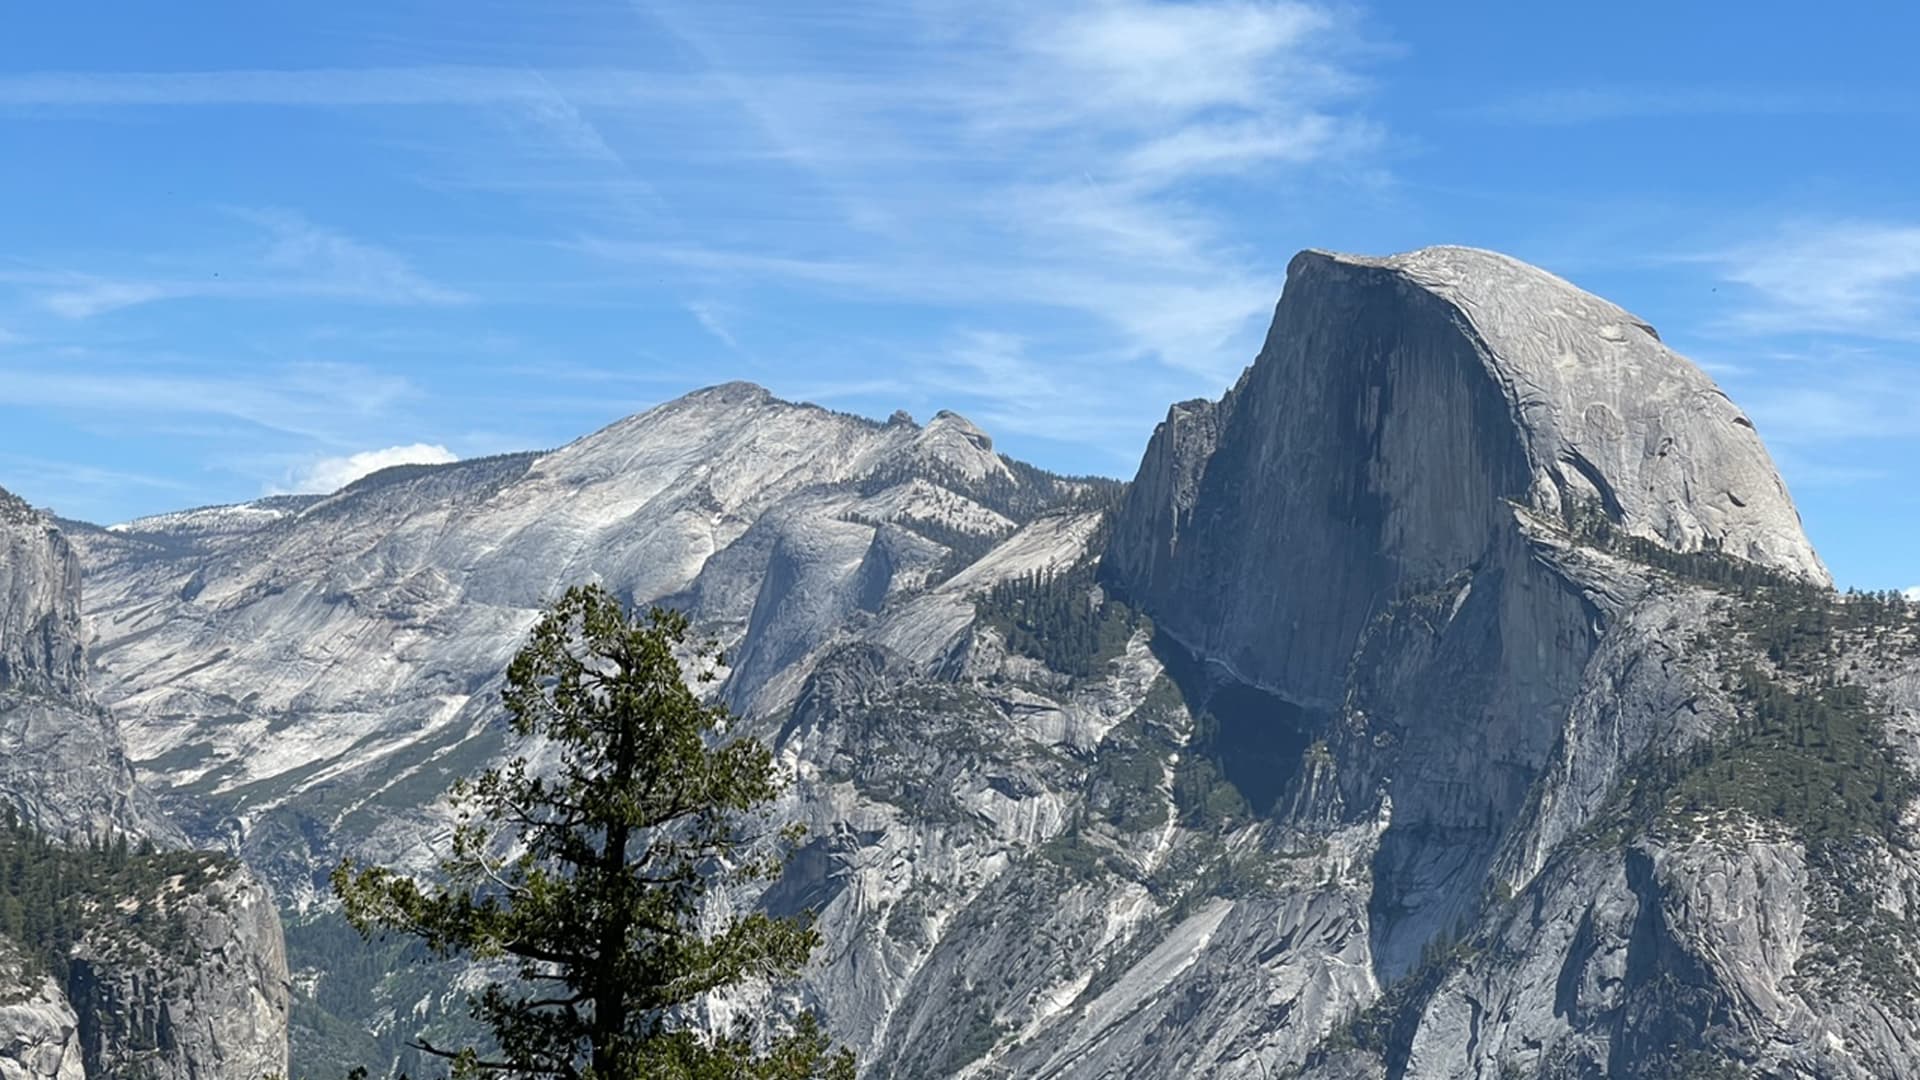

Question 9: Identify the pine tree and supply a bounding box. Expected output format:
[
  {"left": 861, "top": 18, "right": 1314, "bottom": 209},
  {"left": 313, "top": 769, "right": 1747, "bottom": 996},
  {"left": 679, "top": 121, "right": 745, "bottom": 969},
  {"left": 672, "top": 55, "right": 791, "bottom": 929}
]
[{"left": 332, "top": 585, "right": 854, "bottom": 1080}]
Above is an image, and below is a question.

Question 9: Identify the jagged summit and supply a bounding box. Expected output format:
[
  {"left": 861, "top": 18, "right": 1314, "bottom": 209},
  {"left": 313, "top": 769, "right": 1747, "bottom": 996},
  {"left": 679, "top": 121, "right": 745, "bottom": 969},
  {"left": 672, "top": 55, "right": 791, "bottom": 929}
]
[
  {"left": 63, "top": 375, "right": 1105, "bottom": 895},
  {"left": 666, "top": 378, "right": 778, "bottom": 410},
  {"left": 99, "top": 384, "right": 1010, "bottom": 539}
]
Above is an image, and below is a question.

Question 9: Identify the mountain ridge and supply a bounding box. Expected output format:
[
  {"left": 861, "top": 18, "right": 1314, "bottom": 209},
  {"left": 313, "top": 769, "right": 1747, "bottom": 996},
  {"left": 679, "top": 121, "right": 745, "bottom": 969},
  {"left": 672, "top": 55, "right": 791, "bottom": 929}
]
[{"left": 9, "top": 244, "right": 1915, "bottom": 1077}]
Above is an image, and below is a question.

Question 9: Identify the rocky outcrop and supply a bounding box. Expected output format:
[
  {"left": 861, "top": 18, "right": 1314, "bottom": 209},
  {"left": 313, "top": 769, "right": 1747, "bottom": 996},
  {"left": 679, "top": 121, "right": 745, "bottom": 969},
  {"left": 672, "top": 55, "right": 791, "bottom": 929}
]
[
  {"left": 0, "top": 943, "right": 83, "bottom": 1080},
  {"left": 0, "top": 490, "right": 86, "bottom": 698},
  {"left": 0, "top": 488, "right": 173, "bottom": 844},
  {"left": 1110, "top": 246, "right": 1823, "bottom": 711},
  {"left": 67, "top": 861, "right": 289, "bottom": 1080},
  {"left": 1104, "top": 247, "right": 1832, "bottom": 972},
  {"left": 1106, "top": 247, "right": 1916, "bottom": 1076}
]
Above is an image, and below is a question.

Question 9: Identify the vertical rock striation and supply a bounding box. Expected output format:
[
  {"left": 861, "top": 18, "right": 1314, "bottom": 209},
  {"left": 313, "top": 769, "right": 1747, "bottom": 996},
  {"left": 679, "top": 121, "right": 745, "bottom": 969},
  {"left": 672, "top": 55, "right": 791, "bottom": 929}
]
[
  {"left": 1109, "top": 245, "right": 1824, "bottom": 709},
  {"left": 67, "top": 862, "right": 290, "bottom": 1080},
  {"left": 1106, "top": 246, "right": 1919, "bottom": 1077},
  {"left": 0, "top": 488, "right": 171, "bottom": 844},
  {"left": 1106, "top": 246, "right": 1832, "bottom": 976}
]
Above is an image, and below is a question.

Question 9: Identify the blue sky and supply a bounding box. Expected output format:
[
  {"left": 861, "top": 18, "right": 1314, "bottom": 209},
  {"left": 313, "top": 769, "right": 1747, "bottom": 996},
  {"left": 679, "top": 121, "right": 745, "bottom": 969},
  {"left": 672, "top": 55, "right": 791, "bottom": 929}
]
[{"left": 0, "top": 1, "right": 1915, "bottom": 592}]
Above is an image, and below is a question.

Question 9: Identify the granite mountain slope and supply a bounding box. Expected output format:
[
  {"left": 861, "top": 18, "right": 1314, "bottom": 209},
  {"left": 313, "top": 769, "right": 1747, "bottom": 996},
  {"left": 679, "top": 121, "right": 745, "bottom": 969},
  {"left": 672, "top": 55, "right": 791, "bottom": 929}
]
[
  {"left": 67, "top": 385, "right": 1111, "bottom": 907},
  {"left": 53, "top": 246, "right": 1920, "bottom": 1078}
]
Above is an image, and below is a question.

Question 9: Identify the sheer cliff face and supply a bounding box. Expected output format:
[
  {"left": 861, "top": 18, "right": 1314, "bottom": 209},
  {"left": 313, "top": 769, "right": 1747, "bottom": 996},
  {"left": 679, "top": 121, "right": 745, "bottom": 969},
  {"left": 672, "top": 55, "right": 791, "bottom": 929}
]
[
  {"left": 0, "top": 489, "right": 172, "bottom": 844},
  {"left": 68, "top": 864, "right": 290, "bottom": 1080},
  {"left": 0, "top": 864, "right": 290, "bottom": 1080},
  {"left": 0, "top": 942, "right": 84, "bottom": 1080},
  {"left": 1110, "top": 246, "right": 1824, "bottom": 710},
  {"left": 0, "top": 491, "right": 86, "bottom": 698},
  {"left": 1106, "top": 246, "right": 1835, "bottom": 971},
  {"left": 1102, "top": 247, "right": 1920, "bottom": 1078}
]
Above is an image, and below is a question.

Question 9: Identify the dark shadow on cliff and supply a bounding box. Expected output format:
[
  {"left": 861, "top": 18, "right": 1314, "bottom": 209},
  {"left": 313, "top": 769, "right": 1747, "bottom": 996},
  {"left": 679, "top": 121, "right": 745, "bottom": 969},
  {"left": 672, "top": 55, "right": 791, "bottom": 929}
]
[{"left": 1147, "top": 629, "right": 1326, "bottom": 819}]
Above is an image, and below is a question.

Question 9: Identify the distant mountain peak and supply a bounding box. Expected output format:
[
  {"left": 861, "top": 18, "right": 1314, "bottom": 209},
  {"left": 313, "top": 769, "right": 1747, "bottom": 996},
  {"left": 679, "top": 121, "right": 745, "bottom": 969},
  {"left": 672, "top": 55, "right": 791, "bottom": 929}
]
[{"left": 679, "top": 379, "right": 777, "bottom": 406}]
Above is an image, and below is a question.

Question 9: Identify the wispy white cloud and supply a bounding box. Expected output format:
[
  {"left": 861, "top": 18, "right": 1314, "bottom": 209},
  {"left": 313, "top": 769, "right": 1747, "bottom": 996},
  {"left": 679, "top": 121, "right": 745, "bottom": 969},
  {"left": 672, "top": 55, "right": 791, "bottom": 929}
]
[
  {"left": 585, "top": 236, "right": 1279, "bottom": 382},
  {"left": 1, "top": 1, "right": 1385, "bottom": 474},
  {"left": 0, "top": 361, "right": 419, "bottom": 444},
  {"left": 1704, "top": 221, "right": 1920, "bottom": 339},
  {"left": 0, "top": 453, "right": 190, "bottom": 494},
  {"left": 912, "top": 328, "right": 1187, "bottom": 458},
  {"left": 0, "top": 454, "right": 194, "bottom": 523},
  {"left": 1008, "top": 0, "right": 1350, "bottom": 122},
  {"left": 685, "top": 301, "right": 742, "bottom": 350},
  {"left": 600, "top": 0, "right": 1380, "bottom": 391},
  {"left": 495, "top": 359, "right": 701, "bottom": 387},
  {"left": 246, "top": 209, "right": 467, "bottom": 304},
  {"left": 1659, "top": 221, "right": 1920, "bottom": 501},
  {"left": 0, "top": 66, "right": 706, "bottom": 109},
  {"left": 1905, "top": 586, "right": 1920, "bottom": 602},
  {"left": 1740, "top": 373, "right": 1920, "bottom": 444},
  {"left": 20, "top": 209, "right": 468, "bottom": 318},
  {"left": 276, "top": 442, "right": 458, "bottom": 494},
  {"left": 1119, "top": 115, "right": 1361, "bottom": 183},
  {"left": 36, "top": 281, "right": 174, "bottom": 319},
  {"left": 1768, "top": 456, "right": 1891, "bottom": 488}
]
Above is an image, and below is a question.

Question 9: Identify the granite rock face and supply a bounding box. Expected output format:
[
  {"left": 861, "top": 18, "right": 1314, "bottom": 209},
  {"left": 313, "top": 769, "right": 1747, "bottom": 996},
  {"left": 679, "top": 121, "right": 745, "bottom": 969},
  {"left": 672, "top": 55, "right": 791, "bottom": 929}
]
[
  {"left": 39, "top": 246, "right": 1920, "bottom": 1078},
  {"left": 66, "top": 862, "right": 290, "bottom": 1080},
  {"left": 1104, "top": 246, "right": 1839, "bottom": 979},
  {"left": 1106, "top": 248, "right": 1919, "bottom": 1077},
  {"left": 0, "top": 490, "right": 291, "bottom": 1079},
  {"left": 69, "top": 385, "right": 1110, "bottom": 912},
  {"left": 0, "top": 488, "right": 171, "bottom": 844},
  {"left": 0, "top": 943, "right": 84, "bottom": 1080},
  {"left": 1109, "top": 246, "right": 1824, "bottom": 712}
]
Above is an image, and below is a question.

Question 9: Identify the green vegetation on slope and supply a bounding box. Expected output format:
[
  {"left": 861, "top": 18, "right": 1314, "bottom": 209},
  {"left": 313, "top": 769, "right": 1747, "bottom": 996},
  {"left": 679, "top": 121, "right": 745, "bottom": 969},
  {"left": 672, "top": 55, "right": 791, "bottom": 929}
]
[
  {"left": 332, "top": 586, "right": 853, "bottom": 1078},
  {"left": 0, "top": 808, "right": 232, "bottom": 982},
  {"left": 1567, "top": 504, "right": 1919, "bottom": 852},
  {"left": 1568, "top": 502, "right": 1920, "bottom": 998},
  {"left": 1299, "top": 510, "right": 1920, "bottom": 1075},
  {"left": 973, "top": 507, "right": 1147, "bottom": 682},
  {"left": 976, "top": 562, "right": 1143, "bottom": 680}
]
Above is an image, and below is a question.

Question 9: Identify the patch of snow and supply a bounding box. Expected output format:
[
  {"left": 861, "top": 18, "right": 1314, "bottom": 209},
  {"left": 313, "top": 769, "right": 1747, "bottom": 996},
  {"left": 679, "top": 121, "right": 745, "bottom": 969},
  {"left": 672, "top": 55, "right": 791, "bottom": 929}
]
[{"left": 110, "top": 502, "right": 291, "bottom": 535}]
